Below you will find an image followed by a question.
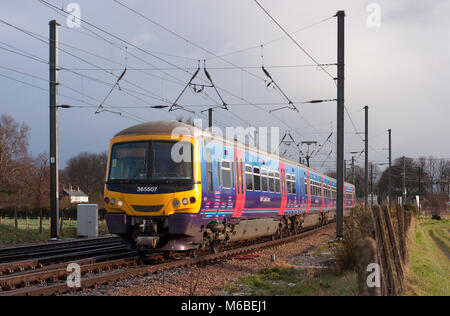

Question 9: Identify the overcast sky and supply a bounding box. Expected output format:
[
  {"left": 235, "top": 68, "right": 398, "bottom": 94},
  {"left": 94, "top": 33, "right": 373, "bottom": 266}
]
[{"left": 1, "top": 0, "right": 449, "bottom": 172}]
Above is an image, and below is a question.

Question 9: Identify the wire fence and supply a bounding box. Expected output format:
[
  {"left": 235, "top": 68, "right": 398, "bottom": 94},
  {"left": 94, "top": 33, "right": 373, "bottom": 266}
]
[{"left": 0, "top": 216, "right": 107, "bottom": 231}]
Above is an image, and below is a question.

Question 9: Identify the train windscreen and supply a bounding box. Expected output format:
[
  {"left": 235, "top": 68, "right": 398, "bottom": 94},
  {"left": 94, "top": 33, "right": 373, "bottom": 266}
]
[{"left": 109, "top": 141, "right": 193, "bottom": 182}]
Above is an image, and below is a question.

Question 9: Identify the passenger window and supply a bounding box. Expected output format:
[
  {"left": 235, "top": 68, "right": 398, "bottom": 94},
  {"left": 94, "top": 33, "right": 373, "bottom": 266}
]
[
  {"left": 253, "top": 167, "right": 261, "bottom": 191},
  {"left": 286, "top": 174, "right": 292, "bottom": 194},
  {"left": 206, "top": 148, "right": 213, "bottom": 193},
  {"left": 275, "top": 172, "right": 280, "bottom": 193},
  {"left": 245, "top": 165, "right": 253, "bottom": 191},
  {"left": 269, "top": 171, "right": 275, "bottom": 193},
  {"left": 261, "top": 169, "right": 268, "bottom": 192},
  {"left": 217, "top": 161, "right": 221, "bottom": 188},
  {"left": 292, "top": 175, "right": 297, "bottom": 194},
  {"left": 221, "top": 160, "right": 232, "bottom": 189}
]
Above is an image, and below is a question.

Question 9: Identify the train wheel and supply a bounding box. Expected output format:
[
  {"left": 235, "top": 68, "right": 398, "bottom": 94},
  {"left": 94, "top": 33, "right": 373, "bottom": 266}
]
[
  {"left": 211, "top": 244, "right": 219, "bottom": 254},
  {"left": 275, "top": 229, "right": 283, "bottom": 240},
  {"left": 294, "top": 223, "right": 302, "bottom": 235},
  {"left": 189, "top": 249, "right": 199, "bottom": 258}
]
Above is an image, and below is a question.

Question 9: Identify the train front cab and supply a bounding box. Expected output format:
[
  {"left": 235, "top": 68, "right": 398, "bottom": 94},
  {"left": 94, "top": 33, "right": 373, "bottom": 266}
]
[{"left": 104, "top": 133, "right": 204, "bottom": 251}]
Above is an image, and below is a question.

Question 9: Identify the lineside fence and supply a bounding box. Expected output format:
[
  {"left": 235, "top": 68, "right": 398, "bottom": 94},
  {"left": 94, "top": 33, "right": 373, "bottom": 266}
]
[
  {"left": 369, "top": 204, "right": 412, "bottom": 296},
  {"left": 338, "top": 204, "right": 413, "bottom": 296}
]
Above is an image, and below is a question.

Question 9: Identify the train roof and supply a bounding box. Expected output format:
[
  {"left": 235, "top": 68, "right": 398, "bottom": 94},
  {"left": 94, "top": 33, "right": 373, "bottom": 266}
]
[
  {"left": 115, "top": 120, "right": 200, "bottom": 138},
  {"left": 114, "top": 120, "right": 355, "bottom": 189}
]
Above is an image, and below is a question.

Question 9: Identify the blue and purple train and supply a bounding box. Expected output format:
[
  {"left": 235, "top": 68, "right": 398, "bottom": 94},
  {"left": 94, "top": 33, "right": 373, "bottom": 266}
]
[{"left": 104, "top": 121, "right": 356, "bottom": 252}]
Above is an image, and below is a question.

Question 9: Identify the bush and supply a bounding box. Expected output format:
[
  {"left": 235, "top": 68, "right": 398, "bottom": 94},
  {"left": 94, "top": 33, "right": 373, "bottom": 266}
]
[
  {"left": 404, "top": 203, "right": 418, "bottom": 215},
  {"left": 333, "top": 206, "right": 374, "bottom": 271}
]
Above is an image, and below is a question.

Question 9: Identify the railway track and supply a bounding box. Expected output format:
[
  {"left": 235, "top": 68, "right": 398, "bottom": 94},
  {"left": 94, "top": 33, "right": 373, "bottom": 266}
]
[
  {"left": 0, "top": 236, "right": 123, "bottom": 263},
  {"left": 0, "top": 224, "right": 333, "bottom": 296}
]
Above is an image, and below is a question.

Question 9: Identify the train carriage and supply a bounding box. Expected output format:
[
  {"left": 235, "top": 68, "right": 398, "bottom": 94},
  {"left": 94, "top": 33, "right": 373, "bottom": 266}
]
[{"left": 104, "top": 121, "right": 356, "bottom": 252}]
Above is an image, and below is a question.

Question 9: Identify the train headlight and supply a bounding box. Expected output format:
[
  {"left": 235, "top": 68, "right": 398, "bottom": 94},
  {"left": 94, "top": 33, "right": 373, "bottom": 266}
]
[
  {"left": 182, "top": 198, "right": 189, "bottom": 205},
  {"left": 110, "top": 198, "right": 115, "bottom": 205},
  {"left": 172, "top": 199, "right": 180, "bottom": 208},
  {"left": 116, "top": 200, "right": 123, "bottom": 208}
]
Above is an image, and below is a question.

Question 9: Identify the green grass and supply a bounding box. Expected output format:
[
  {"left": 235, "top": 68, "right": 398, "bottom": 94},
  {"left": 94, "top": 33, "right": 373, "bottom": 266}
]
[
  {"left": 0, "top": 218, "right": 110, "bottom": 246},
  {"left": 0, "top": 224, "right": 50, "bottom": 245},
  {"left": 0, "top": 217, "right": 78, "bottom": 231},
  {"left": 406, "top": 219, "right": 450, "bottom": 296},
  {"left": 225, "top": 266, "right": 358, "bottom": 296}
]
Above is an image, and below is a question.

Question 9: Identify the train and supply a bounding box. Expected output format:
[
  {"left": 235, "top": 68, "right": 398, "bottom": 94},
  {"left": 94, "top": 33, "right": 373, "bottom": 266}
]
[{"left": 104, "top": 121, "right": 356, "bottom": 253}]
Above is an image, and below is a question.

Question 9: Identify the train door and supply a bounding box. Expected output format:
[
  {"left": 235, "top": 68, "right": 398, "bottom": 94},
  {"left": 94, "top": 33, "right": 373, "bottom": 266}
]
[
  {"left": 204, "top": 146, "right": 214, "bottom": 206},
  {"left": 233, "top": 148, "right": 245, "bottom": 218},
  {"left": 306, "top": 171, "right": 311, "bottom": 213},
  {"left": 278, "top": 162, "right": 287, "bottom": 216},
  {"left": 320, "top": 176, "right": 324, "bottom": 213}
]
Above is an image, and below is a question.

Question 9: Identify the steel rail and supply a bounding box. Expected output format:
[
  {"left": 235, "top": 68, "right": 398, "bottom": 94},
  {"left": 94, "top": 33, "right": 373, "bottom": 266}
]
[
  {"left": 0, "top": 236, "right": 121, "bottom": 258},
  {"left": 0, "top": 224, "right": 333, "bottom": 296}
]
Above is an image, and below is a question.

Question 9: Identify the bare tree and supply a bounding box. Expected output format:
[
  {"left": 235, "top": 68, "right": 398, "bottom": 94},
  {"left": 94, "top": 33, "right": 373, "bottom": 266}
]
[
  {"left": 0, "top": 115, "right": 30, "bottom": 197},
  {"left": 64, "top": 152, "right": 108, "bottom": 204},
  {"left": 437, "top": 159, "right": 450, "bottom": 193},
  {"left": 29, "top": 153, "right": 50, "bottom": 233}
]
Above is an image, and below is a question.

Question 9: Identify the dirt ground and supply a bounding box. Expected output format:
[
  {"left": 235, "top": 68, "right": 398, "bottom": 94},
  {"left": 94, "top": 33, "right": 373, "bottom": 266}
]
[{"left": 76, "top": 225, "right": 337, "bottom": 296}]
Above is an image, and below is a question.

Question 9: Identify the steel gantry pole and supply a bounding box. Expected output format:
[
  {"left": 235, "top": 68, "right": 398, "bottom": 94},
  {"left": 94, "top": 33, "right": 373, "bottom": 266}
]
[
  {"left": 402, "top": 156, "right": 406, "bottom": 205},
  {"left": 336, "top": 11, "right": 345, "bottom": 240},
  {"left": 364, "top": 106, "right": 369, "bottom": 211},
  {"left": 351, "top": 156, "right": 355, "bottom": 185},
  {"left": 388, "top": 129, "right": 392, "bottom": 210},
  {"left": 208, "top": 108, "right": 213, "bottom": 129},
  {"left": 370, "top": 163, "right": 374, "bottom": 209},
  {"left": 418, "top": 167, "right": 422, "bottom": 215},
  {"left": 49, "top": 20, "right": 60, "bottom": 240}
]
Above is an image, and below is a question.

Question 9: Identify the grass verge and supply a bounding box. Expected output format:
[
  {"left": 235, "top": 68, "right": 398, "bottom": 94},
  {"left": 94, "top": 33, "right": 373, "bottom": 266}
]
[
  {"left": 406, "top": 219, "right": 450, "bottom": 296},
  {"left": 0, "top": 222, "right": 110, "bottom": 246},
  {"left": 224, "top": 265, "right": 357, "bottom": 296}
]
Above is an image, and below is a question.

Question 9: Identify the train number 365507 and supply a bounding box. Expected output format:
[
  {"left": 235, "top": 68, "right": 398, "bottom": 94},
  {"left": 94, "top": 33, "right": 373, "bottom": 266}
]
[{"left": 137, "top": 187, "right": 158, "bottom": 193}]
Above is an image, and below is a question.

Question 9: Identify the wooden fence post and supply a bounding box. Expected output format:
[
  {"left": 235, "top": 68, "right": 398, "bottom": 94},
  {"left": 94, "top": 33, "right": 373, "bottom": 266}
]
[
  {"left": 395, "top": 205, "right": 406, "bottom": 262},
  {"left": 39, "top": 216, "right": 42, "bottom": 234},
  {"left": 59, "top": 216, "right": 63, "bottom": 234},
  {"left": 383, "top": 207, "right": 404, "bottom": 278},
  {"left": 371, "top": 206, "right": 390, "bottom": 296},
  {"left": 374, "top": 206, "right": 401, "bottom": 295}
]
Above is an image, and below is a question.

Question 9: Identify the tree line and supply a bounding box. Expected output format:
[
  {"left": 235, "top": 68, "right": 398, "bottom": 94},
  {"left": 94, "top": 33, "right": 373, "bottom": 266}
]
[
  {"left": 0, "top": 114, "right": 107, "bottom": 218},
  {"left": 327, "top": 155, "right": 449, "bottom": 213},
  {"left": 1, "top": 114, "right": 448, "bottom": 218}
]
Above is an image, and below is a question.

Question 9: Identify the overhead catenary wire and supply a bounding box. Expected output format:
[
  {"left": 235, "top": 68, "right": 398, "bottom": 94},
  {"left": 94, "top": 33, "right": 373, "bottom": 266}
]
[
  {"left": 253, "top": 0, "right": 336, "bottom": 82},
  {"left": 0, "top": 63, "right": 148, "bottom": 122},
  {"left": 0, "top": 5, "right": 362, "bottom": 152},
  {"left": 111, "top": 0, "right": 268, "bottom": 84},
  {"left": 36, "top": 1, "right": 318, "bottom": 142},
  {"left": 63, "top": 64, "right": 337, "bottom": 71},
  {"left": 0, "top": 18, "right": 190, "bottom": 115},
  {"left": 0, "top": 21, "right": 244, "bottom": 129},
  {"left": 0, "top": 71, "right": 146, "bottom": 123},
  {"left": 28, "top": 1, "right": 344, "bottom": 146},
  {"left": 59, "top": 24, "right": 197, "bottom": 62},
  {"left": 207, "top": 15, "right": 335, "bottom": 61},
  {"left": 95, "top": 67, "right": 127, "bottom": 114},
  {"left": 36, "top": 2, "right": 266, "bottom": 118},
  {"left": 0, "top": 42, "right": 48, "bottom": 65}
]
